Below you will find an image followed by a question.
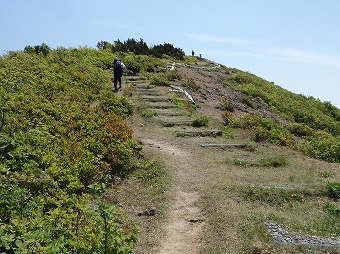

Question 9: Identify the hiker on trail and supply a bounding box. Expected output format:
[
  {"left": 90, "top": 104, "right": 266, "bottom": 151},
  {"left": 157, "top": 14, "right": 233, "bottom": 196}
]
[
  {"left": 192, "top": 50, "right": 195, "bottom": 56},
  {"left": 113, "top": 58, "right": 127, "bottom": 91}
]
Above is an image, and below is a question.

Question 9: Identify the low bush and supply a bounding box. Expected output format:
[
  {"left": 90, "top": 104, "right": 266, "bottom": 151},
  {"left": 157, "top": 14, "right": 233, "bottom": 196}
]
[
  {"left": 163, "top": 70, "right": 181, "bottom": 81},
  {"left": 320, "top": 171, "right": 334, "bottom": 178},
  {"left": 241, "top": 96, "right": 255, "bottom": 108},
  {"left": 182, "top": 78, "right": 200, "bottom": 91},
  {"left": 0, "top": 47, "right": 140, "bottom": 252},
  {"left": 192, "top": 114, "right": 210, "bottom": 127},
  {"left": 221, "top": 125, "right": 235, "bottom": 138},
  {"left": 241, "top": 114, "right": 294, "bottom": 146},
  {"left": 287, "top": 122, "right": 313, "bottom": 137},
  {"left": 299, "top": 131, "right": 340, "bottom": 163},
  {"left": 221, "top": 111, "right": 238, "bottom": 126},
  {"left": 149, "top": 73, "right": 172, "bottom": 87},
  {"left": 99, "top": 91, "right": 133, "bottom": 117},
  {"left": 327, "top": 182, "right": 340, "bottom": 199},
  {"left": 325, "top": 203, "right": 340, "bottom": 217}
]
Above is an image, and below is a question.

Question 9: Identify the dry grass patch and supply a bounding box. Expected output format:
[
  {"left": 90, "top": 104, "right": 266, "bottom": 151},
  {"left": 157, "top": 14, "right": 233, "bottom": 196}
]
[
  {"left": 195, "top": 140, "right": 339, "bottom": 253},
  {"left": 107, "top": 158, "right": 169, "bottom": 254}
]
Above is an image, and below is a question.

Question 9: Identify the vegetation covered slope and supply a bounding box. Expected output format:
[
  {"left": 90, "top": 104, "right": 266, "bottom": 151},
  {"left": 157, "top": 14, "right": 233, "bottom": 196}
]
[
  {"left": 0, "top": 40, "right": 339, "bottom": 253},
  {"left": 222, "top": 69, "right": 340, "bottom": 162},
  {"left": 0, "top": 47, "right": 164, "bottom": 253}
]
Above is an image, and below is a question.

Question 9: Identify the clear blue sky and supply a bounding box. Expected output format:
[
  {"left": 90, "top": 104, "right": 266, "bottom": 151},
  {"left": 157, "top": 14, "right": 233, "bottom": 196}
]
[{"left": 1, "top": 0, "right": 340, "bottom": 108}]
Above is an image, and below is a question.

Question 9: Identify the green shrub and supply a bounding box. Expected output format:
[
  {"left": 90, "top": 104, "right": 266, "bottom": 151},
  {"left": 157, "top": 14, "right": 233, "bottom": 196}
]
[
  {"left": 170, "top": 95, "right": 198, "bottom": 112},
  {"left": 241, "top": 114, "right": 294, "bottom": 146},
  {"left": 325, "top": 203, "right": 340, "bottom": 217},
  {"left": 0, "top": 47, "right": 140, "bottom": 253},
  {"left": 0, "top": 197, "right": 138, "bottom": 253},
  {"left": 221, "top": 125, "right": 235, "bottom": 138},
  {"left": 182, "top": 78, "right": 200, "bottom": 91},
  {"left": 164, "top": 70, "right": 181, "bottom": 81},
  {"left": 300, "top": 131, "right": 340, "bottom": 162},
  {"left": 99, "top": 91, "right": 133, "bottom": 117},
  {"left": 320, "top": 170, "right": 334, "bottom": 178},
  {"left": 222, "top": 111, "right": 237, "bottom": 126},
  {"left": 192, "top": 114, "right": 210, "bottom": 127},
  {"left": 219, "top": 98, "right": 234, "bottom": 112},
  {"left": 287, "top": 122, "right": 313, "bottom": 137},
  {"left": 241, "top": 97, "right": 255, "bottom": 108},
  {"left": 327, "top": 182, "right": 340, "bottom": 199},
  {"left": 149, "top": 74, "right": 172, "bottom": 86}
]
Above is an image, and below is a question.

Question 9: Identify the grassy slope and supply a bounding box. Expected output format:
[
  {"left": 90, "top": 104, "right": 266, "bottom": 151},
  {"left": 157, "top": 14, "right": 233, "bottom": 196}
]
[
  {"left": 122, "top": 66, "right": 340, "bottom": 254},
  {"left": 0, "top": 48, "right": 338, "bottom": 253},
  {"left": 0, "top": 48, "right": 149, "bottom": 253},
  {"left": 222, "top": 68, "right": 340, "bottom": 163}
]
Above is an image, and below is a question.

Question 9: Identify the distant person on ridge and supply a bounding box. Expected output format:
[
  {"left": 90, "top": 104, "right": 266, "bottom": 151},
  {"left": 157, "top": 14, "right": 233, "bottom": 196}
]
[
  {"left": 192, "top": 50, "right": 195, "bottom": 56},
  {"left": 113, "top": 58, "right": 127, "bottom": 91}
]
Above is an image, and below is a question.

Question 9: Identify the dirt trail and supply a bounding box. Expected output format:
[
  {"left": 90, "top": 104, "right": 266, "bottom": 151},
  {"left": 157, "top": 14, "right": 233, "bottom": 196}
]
[
  {"left": 141, "top": 138, "right": 204, "bottom": 254},
  {"left": 126, "top": 79, "right": 211, "bottom": 253}
]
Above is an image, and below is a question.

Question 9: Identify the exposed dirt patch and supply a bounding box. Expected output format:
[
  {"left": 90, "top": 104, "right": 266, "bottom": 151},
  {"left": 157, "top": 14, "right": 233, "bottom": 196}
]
[{"left": 176, "top": 66, "right": 290, "bottom": 124}]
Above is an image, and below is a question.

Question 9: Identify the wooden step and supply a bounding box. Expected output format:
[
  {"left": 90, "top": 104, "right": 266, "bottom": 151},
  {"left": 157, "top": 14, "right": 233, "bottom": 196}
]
[
  {"left": 141, "top": 96, "right": 170, "bottom": 102},
  {"left": 200, "top": 143, "right": 255, "bottom": 150},
  {"left": 152, "top": 110, "right": 186, "bottom": 116},
  {"left": 201, "top": 143, "right": 247, "bottom": 147},
  {"left": 135, "top": 89, "right": 163, "bottom": 96},
  {"left": 162, "top": 120, "right": 194, "bottom": 127},
  {"left": 147, "top": 102, "right": 178, "bottom": 109},
  {"left": 175, "top": 129, "right": 222, "bottom": 137},
  {"left": 153, "top": 116, "right": 194, "bottom": 127}
]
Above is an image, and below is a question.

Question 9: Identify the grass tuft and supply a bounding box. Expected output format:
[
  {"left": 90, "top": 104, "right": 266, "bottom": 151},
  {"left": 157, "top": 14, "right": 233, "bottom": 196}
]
[
  {"left": 192, "top": 114, "right": 210, "bottom": 127},
  {"left": 141, "top": 110, "right": 158, "bottom": 118}
]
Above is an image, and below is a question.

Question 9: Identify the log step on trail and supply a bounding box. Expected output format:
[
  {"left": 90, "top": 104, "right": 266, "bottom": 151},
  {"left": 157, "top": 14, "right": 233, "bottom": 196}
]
[
  {"left": 134, "top": 84, "right": 156, "bottom": 89},
  {"left": 151, "top": 110, "right": 187, "bottom": 116},
  {"left": 147, "top": 102, "right": 178, "bottom": 109},
  {"left": 141, "top": 96, "right": 170, "bottom": 102},
  {"left": 153, "top": 116, "right": 192, "bottom": 121},
  {"left": 200, "top": 143, "right": 254, "bottom": 149},
  {"left": 175, "top": 129, "right": 222, "bottom": 137},
  {"left": 161, "top": 119, "right": 194, "bottom": 127},
  {"left": 135, "top": 89, "right": 163, "bottom": 96}
]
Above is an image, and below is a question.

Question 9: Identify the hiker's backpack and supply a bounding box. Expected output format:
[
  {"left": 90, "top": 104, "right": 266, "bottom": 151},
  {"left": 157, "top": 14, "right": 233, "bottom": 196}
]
[{"left": 114, "top": 60, "right": 123, "bottom": 73}]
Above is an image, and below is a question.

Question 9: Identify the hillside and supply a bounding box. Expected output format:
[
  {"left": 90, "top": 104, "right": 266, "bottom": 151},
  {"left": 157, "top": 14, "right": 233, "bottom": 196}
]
[
  {"left": 0, "top": 46, "right": 339, "bottom": 253},
  {"left": 119, "top": 59, "right": 340, "bottom": 254}
]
